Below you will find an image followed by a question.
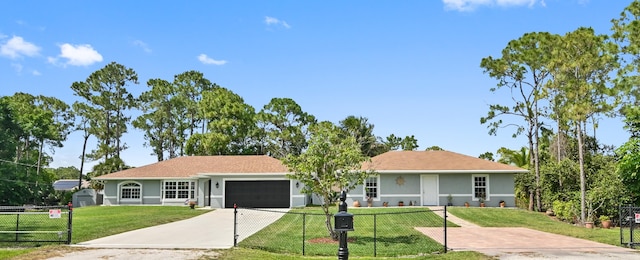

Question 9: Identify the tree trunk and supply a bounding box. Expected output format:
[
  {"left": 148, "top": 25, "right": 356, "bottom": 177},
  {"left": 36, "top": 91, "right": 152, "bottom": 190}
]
[
  {"left": 528, "top": 189, "right": 534, "bottom": 211},
  {"left": 533, "top": 102, "right": 542, "bottom": 212},
  {"left": 116, "top": 110, "right": 121, "bottom": 159},
  {"left": 36, "top": 138, "right": 44, "bottom": 186},
  {"left": 527, "top": 127, "right": 536, "bottom": 211},
  {"left": 105, "top": 110, "right": 111, "bottom": 162},
  {"left": 79, "top": 132, "right": 89, "bottom": 189},
  {"left": 322, "top": 197, "right": 338, "bottom": 240},
  {"left": 577, "top": 123, "right": 586, "bottom": 224}
]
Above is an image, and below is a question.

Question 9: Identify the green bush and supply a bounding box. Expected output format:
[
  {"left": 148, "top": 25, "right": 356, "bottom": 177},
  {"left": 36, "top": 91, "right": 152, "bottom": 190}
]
[{"left": 552, "top": 199, "right": 579, "bottom": 223}]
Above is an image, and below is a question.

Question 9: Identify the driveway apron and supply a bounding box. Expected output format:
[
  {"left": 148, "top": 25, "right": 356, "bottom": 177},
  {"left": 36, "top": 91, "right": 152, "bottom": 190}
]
[{"left": 76, "top": 208, "right": 287, "bottom": 249}]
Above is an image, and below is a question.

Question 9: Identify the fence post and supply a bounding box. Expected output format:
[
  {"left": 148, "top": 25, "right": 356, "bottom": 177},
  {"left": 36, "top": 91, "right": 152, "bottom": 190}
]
[
  {"left": 233, "top": 204, "right": 238, "bottom": 247},
  {"left": 15, "top": 213, "right": 19, "bottom": 242},
  {"left": 67, "top": 202, "right": 73, "bottom": 244},
  {"left": 618, "top": 205, "right": 624, "bottom": 245},
  {"left": 444, "top": 205, "right": 447, "bottom": 253},
  {"left": 373, "top": 214, "right": 377, "bottom": 257},
  {"left": 631, "top": 205, "right": 635, "bottom": 249},
  {"left": 302, "top": 213, "right": 306, "bottom": 256}
]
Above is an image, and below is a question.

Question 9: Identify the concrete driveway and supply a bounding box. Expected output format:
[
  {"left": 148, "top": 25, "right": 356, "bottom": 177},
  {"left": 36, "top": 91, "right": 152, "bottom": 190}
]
[
  {"left": 417, "top": 226, "right": 640, "bottom": 259},
  {"left": 76, "top": 208, "right": 287, "bottom": 249},
  {"left": 421, "top": 207, "right": 640, "bottom": 259}
]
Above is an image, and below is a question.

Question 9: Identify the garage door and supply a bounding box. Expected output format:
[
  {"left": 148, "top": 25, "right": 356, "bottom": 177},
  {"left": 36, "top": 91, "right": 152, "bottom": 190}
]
[{"left": 224, "top": 180, "right": 290, "bottom": 208}]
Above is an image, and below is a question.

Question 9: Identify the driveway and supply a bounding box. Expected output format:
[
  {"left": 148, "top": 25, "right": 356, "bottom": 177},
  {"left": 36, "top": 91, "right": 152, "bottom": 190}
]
[
  {"left": 76, "top": 208, "right": 288, "bottom": 249},
  {"left": 420, "top": 207, "right": 640, "bottom": 259}
]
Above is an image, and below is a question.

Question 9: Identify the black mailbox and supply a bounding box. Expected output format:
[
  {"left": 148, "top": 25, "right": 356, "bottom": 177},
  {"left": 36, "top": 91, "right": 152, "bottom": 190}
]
[{"left": 334, "top": 211, "right": 354, "bottom": 231}]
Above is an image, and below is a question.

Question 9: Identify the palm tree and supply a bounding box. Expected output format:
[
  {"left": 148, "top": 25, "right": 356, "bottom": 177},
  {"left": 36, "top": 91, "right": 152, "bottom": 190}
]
[{"left": 497, "top": 147, "right": 529, "bottom": 169}]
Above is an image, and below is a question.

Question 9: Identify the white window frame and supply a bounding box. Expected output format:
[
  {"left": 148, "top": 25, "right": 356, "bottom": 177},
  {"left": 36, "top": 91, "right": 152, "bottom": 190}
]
[
  {"left": 363, "top": 176, "right": 380, "bottom": 201},
  {"left": 163, "top": 180, "right": 196, "bottom": 200},
  {"left": 119, "top": 181, "right": 142, "bottom": 201},
  {"left": 472, "top": 174, "right": 489, "bottom": 201}
]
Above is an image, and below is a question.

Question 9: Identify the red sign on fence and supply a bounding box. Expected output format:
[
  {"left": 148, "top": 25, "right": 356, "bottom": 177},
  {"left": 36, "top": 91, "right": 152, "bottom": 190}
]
[{"left": 49, "top": 209, "right": 61, "bottom": 219}]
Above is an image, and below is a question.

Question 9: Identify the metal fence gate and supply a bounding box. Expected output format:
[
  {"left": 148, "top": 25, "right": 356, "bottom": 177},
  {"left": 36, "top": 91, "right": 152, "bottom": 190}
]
[
  {"left": 620, "top": 205, "right": 640, "bottom": 248},
  {"left": 0, "top": 204, "right": 73, "bottom": 245}
]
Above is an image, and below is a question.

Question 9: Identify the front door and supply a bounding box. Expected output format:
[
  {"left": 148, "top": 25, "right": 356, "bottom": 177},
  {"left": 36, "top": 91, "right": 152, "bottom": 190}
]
[
  {"left": 421, "top": 175, "right": 438, "bottom": 206},
  {"left": 205, "top": 179, "right": 211, "bottom": 207}
]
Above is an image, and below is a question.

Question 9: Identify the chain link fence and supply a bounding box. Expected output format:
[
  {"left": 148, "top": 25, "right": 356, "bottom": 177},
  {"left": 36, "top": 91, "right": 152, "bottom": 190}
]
[
  {"left": 0, "top": 204, "right": 72, "bottom": 246},
  {"left": 620, "top": 205, "right": 640, "bottom": 248},
  {"left": 235, "top": 207, "right": 448, "bottom": 257}
]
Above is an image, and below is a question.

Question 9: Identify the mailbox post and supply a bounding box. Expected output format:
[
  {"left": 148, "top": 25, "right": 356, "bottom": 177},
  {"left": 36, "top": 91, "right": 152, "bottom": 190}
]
[{"left": 334, "top": 190, "right": 353, "bottom": 260}]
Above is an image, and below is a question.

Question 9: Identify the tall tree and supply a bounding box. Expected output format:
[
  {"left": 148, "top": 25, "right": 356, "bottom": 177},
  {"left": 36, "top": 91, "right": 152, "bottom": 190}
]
[
  {"left": 547, "top": 27, "right": 619, "bottom": 224},
  {"left": 496, "top": 147, "right": 529, "bottom": 168},
  {"left": 612, "top": 0, "right": 640, "bottom": 111},
  {"left": 283, "top": 121, "right": 373, "bottom": 240},
  {"left": 616, "top": 107, "right": 640, "bottom": 204},
  {"left": 256, "top": 98, "right": 316, "bottom": 158},
  {"left": 612, "top": 1, "right": 640, "bottom": 206},
  {"left": 478, "top": 152, "right": 494, "bottom": 161},
  {"left": 5, "top": 94, "right": 73, "bottom": 191},
  {"left": 34, "top": 96, "right": 74, "bottom": 178},
  {"left": 480, "top": 32, "right": 556, "bottom": 211},
  {"left": 70, "top": 62, "right": 138, "bottom": 165},
  {"left": 0, "top": 95, "right": 60, "bottom": 205},
  {"left": 383, "top": 134, "right": 420, "bottom": 151},
  {"left": 51, "top": 166, "right": 81, "bottom": 180},
  {"left": 0, "top": 97, "right": 22, "bottom": 205},
  {"left": 186, "top": 87, "right": 257, "bottom": 155},
  {"left": 174, "top": 71, "right": 216, "bottom": 140},
  {"left": 426, "top": 146, "right": 444, "bottom": 151},
  {"left": 339, "top": 116, "right": 382, "bottom": 156},
  {"left": 134, "top": 78, "right": 179, "bottom": 161},
  {"left": 72, "top": 102, "right": 94, "bottom": 189},
  {"left": 400, "top": 135, "right": 419, "bottom": 150}
]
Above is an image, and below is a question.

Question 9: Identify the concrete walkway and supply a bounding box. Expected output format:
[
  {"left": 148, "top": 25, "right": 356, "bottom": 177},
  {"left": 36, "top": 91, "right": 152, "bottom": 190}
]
[
  {"left": 428, "top": 206, "right": 478, "bottom": 227},
  {"left": 423, "top": 206, "right": 640, "bottom": 259},
  {"left": 76, "top": 208, "right": 287, "bottom": 249}
]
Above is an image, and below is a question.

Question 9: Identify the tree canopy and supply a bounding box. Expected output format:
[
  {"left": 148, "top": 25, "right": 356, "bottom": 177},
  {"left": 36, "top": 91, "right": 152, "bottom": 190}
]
[{"left": 283, "top": 121, "right": 374, "bottom": 239}]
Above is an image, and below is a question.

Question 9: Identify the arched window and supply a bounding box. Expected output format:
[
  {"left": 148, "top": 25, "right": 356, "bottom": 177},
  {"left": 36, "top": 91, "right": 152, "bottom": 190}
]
[{"left": 121, "top": 182, "right": 141, "bottom": 199}]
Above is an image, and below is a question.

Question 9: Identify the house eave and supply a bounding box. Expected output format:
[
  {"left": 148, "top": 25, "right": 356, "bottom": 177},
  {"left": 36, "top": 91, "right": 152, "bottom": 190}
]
[
  {"left": 196, "top": 172, "right": 288, "bottom": 176},
  {"left": 375, "top": 169, "right": 528, "bottom": 174},
  {"left": 94, "top": 176, "right": 200, "bottom": 180}
]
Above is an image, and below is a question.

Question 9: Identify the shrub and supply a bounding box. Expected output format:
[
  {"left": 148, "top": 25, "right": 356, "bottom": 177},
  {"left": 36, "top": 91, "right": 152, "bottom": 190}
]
[{"left": 552, "top": 199, "right": 579, "bottom": 223}]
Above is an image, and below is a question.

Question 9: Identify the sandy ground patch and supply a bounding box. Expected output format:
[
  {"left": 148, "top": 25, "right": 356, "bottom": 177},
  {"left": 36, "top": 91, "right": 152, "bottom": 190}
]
[{"left": 9, "top": 247, "right": 220, "bottom": 260}]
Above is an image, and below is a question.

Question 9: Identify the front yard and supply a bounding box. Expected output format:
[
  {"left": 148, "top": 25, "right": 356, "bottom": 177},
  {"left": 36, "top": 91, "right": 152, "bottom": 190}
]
[
  {"left": 1, "top": 206, "right": 632, "bottom": 259},
  {"left": 238, "top": 207, "right": 456, "bottom": 257}
]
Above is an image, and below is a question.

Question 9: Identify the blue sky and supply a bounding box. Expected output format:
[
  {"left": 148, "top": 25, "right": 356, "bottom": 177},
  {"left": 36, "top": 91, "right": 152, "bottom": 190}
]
[{"left": 0, "top": 0, "right": 633, "bottom": 172}]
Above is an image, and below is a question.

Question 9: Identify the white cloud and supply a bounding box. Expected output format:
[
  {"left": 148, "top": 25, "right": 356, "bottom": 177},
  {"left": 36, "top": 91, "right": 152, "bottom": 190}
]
[
  {"left": 198, "top": 54, "right": 227, "bottom": 65},
  {"left": 32, "top": 70, "right": 41, "bottom": 76},
  {"left": 133, "top": 40, "right": 152, "bottom": 53},
  {"left": 443, "top": 0, "right": 544, "bottom": 11},
  {"left": 265, "top": 16, "right": 291, "bottom": 29},
  {"left": 0, "top": 36, "right": 41, "bottom": 59},
  {"left": 49, "top": 43, "right": 103, "bottom": 66}
]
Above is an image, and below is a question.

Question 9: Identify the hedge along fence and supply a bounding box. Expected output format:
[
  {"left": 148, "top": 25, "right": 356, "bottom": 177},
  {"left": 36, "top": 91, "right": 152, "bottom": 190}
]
[{"left": 235, "top": 207, "right": 453, "bottom": 257}]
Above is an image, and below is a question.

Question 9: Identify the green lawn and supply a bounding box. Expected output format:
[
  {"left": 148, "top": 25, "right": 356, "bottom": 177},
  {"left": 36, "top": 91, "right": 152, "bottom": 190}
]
[
  {"left": 238, "top": 207, "right": 455, "bottom": 257},
  {"left": 447, "top": 207, "right": 621, "bottom": 246},
  {"left": 0, "top": 206, "right": 209, "bottom": 259}
]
